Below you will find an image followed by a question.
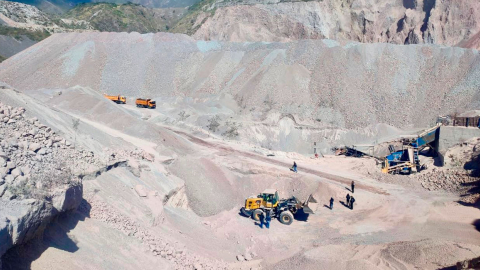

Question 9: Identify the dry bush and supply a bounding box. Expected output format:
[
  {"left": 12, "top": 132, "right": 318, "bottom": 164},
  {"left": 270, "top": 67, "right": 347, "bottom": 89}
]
[
  {"left": 207, "top": 116, "right": 220, "bottom": 132},
  {"left": 222, "top": 121, "right": 241, "bottom": 138},
  {"left": 15, "top": 161, "right": 76, "bottom": 200}
]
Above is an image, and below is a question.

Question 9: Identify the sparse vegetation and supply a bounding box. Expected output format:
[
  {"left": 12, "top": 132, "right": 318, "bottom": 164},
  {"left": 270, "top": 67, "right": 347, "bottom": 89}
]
[
  {"left": 0, "top": 25, "right": 51, "bottom": 41},
  {"left": 169, "top": 0, "right": 216, "bottom": 35},
  {"left": 0, "top": 54, "right": 6, "bottom": 63},
  {"left": 65, "top": 3, "right": 186, "bottom": 33},
  {"left": 222, "top": 121, "right": 241, "bottom": 138},
  {"left": 8, "top": 160, "right": 75, "bottom": 200},
  {"left": 178, "top": 111, "right": 191, "bottom": 121},
  {"left": 207, "top": 115, "right": 220, "bottom": 132}
]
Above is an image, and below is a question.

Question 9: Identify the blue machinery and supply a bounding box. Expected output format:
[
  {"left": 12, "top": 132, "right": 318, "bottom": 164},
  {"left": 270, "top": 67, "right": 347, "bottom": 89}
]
[{"left": 382, "top": 126, "right": 439, "bottom": 175}]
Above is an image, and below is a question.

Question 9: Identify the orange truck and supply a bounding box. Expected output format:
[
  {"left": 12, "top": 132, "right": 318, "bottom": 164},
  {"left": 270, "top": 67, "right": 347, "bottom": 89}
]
[
  {"left": 104, "top": 94, "right": 126, "bottom": 104},
  {"left": 136, "top": 98, "right": 156, "bottom": 109}
]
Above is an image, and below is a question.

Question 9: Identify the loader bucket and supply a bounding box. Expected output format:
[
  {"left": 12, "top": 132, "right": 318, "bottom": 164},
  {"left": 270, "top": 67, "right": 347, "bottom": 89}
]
[
  {"left": 302, "top": 204, "right": 315, "bottom": 214},
  {"left": 301, "top": 194, "right": 317, "bottom": 214},
  {"left": 306, "top": 194, "right": 317, "bottom": 203}
]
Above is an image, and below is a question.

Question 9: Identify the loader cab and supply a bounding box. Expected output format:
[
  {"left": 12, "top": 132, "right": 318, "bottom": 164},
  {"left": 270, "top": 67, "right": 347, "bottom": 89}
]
[{"left": 261, "top": 189, "right": 279, "bottom": 208}]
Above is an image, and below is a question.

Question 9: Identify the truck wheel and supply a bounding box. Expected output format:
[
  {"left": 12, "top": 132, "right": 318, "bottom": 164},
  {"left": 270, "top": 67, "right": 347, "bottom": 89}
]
[
  {"left": 279, "top": 211, "right": 294, "bottom": 225},
  {"left": 240, "top": 207, "right": 253, "bottom": 217},
  {"left": 252, "top": 209, "right": 263, "bottom": 221}
]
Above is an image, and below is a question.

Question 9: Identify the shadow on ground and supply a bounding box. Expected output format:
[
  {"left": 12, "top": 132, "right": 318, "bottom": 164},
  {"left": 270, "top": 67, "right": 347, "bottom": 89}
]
[
  {"left": 294, "top": 209, "right": 310, "bottom": 222},
  {"left": 2, "top": 199, "right": 91, "bottom": 270},
  {"left": 473, "top": 219, "right": 480, "bottom": 233},
  {"left": 457, "top": 179, "right": 480, "bottom": 209},
  {"left": 437, "top": 266, "right": 456, "bottom": 270}
]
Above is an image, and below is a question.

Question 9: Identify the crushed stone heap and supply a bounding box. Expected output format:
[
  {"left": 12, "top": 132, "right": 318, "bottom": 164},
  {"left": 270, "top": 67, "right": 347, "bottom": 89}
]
[
  {"left": 0, "top": 102, "right": 102, "bottom": 200},
  {"left": 1, "top": 32, "right": 479, "bottom": 132},
  {"left": 0, "top": 101, "right": 102, "bottom": 268}
]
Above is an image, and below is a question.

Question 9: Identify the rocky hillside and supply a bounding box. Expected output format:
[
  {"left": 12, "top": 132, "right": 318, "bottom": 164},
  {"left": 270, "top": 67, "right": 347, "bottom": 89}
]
[
  {"left": 11, "top": 0, "right": 202, "bottom": 11},
  {"left": 1, "top": 32, "right": 479, "bottom": 153},
  {"left": 64, "top": 3, "right": 186, "bottom": 33},
  {"left": 0, "top": 1, "right": 93, "bottom": 32},
  {"left": 0, "top": 99, "right": 102, "bottom": 269},
  {"left": 0, "top": 1, "right": 95, "bottom": 61},
  {"left": 172, "top": 0, "right": 480, "bottom": 49}
]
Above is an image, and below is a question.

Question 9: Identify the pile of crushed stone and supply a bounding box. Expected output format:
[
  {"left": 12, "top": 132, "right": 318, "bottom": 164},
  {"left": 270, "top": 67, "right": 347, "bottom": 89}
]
[{"left": 0, "top": 102, "right": 101, "bottom": 200}]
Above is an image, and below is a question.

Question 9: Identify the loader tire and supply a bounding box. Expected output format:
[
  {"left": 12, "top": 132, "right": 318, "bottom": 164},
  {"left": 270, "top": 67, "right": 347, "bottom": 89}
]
[
  {"left": 279, "top": 211, "right": 294, "bottom": 225},
  {"left": 252, "top": 209, "right": 263, "bottom": 221}
]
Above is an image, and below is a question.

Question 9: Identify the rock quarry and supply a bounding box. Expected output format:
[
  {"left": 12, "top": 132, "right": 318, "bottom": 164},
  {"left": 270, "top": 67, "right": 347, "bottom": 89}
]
[{"left": 0, "top": 19, "right": 479, "bottom": 270}]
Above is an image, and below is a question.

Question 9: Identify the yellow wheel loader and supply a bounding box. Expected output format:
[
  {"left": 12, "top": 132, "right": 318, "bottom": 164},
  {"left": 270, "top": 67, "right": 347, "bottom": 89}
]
[{"left": 240, "top": 189, "right": 317, "bottom": 225}]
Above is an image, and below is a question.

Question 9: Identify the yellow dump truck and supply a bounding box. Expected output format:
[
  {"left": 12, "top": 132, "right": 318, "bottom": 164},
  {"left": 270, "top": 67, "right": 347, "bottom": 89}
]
[
  {"left": 136, "top": 98, "right": 156, "bottom": 109},
  {"left": 104, "top": 94, "right": 126, "bottom": 104}
]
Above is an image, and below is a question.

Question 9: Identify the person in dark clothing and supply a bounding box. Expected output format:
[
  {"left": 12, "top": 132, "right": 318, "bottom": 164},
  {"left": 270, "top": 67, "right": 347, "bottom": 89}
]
[
  {"left": 265, "top": 209, "right": 272, "bottom": 229},
  {"left": 293, "top": 161, "right": 298, "bottom": 173},
  {"left": 350, "top": 196, "right": 355, "bottom": 210},
  {"left": 351, "top": 181, "right": 355, "bottom": 193},
  {"left": 346, "top": 194, "right": 350, "bottom": 206},
  {"left": 259, "top": 212, "right": 265, "bottom": 228},
  {"left": 329, "top": 197, "right": 334, "bottom": 210}
]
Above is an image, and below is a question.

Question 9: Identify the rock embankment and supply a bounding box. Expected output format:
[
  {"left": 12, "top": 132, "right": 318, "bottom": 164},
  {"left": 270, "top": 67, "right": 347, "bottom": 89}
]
[
  {"left": 0, "top": 1, "right": 94, "bottom": 33},
  {"left": 193, "top": 0, "right": 480, "bottom": 49},
  {"left": 0, "top": 101, "right": 99, "bottom": 268}
]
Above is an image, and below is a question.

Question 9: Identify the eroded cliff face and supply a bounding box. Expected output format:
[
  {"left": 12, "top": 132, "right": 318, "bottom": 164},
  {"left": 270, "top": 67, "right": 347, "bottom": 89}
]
[{"left": 193, "top": 0, "right": 480, "bottom": 49}]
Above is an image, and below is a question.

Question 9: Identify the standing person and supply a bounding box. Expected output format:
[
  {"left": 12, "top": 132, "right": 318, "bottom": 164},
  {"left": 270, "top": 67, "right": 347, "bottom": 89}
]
[
  {"left": 259, "top": 211, "right": 265, "bottom": 229},
  {"left": 346, "top": 193, "right": 350, "bottom": 207},
  {"left": 351, "top": 181, "right": 355, "bottom": 193},
  {"left": 293, "top": 161, "right": 298, "bottom": 173},
  {"left": 265, "top": 209, "right": 272, "bottom": 229},
  {"left": 350, "top": 196, "right": 355, "bottom": 210},
  {"left": 329, "top": 197, "right": 334, "bottom": 210}
]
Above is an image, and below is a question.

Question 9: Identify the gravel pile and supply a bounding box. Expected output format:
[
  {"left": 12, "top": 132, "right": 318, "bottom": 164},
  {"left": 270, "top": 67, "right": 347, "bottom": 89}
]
[
  {"left": 416, "top": 169, "right": 478, "bottom": 193},
  {"left": 1, "top": 32, "right": 479, "bottom": 132},
  {"left": 0, "top": 101, "right": 101, "bottom": 200},
  {"left": 1, "top": 32, "right": 479, "bottom": 154},
  {"left": 80, "top": 196, "right": 230, "bottom": 270}
]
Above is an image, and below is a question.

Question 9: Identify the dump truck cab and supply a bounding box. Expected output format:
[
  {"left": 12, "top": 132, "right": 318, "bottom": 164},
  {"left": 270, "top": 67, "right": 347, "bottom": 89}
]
[{"left": 148, "top": 100, "right": 156, "bottom": 109}]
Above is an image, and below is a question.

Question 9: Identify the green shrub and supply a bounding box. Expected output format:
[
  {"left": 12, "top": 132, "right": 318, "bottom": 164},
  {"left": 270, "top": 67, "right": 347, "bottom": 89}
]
[{"left": 0, "top": 25, "right": 50, "bottom": 42}]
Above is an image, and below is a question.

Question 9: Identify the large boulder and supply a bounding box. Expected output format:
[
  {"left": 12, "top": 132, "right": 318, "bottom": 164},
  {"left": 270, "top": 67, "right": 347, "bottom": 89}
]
[
  {"left": 0, "top": 200, "right": 52, "bottom": 258},
  {"left": 0, "top": 184, "right": 83, "bottom": 260},
  {"left": 51, "top": 184, "right": 83, "bottom": 213}
]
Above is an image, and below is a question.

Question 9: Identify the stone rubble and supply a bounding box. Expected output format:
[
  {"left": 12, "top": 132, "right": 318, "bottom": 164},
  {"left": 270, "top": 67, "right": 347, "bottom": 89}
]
[
  {"left": 79, "top": 196, "right": 230, "bottom": 270},
  {"left": 0, "top": 102, "right": 101, "bottom": 200}
]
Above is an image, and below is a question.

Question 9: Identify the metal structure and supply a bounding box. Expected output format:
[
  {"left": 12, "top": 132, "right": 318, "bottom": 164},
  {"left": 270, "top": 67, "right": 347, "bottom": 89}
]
[{"left": 381, "top": 125, "right": 439, "bottom": 175}]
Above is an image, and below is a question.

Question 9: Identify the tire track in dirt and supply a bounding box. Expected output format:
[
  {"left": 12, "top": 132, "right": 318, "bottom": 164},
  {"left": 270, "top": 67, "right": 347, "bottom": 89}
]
[{"left": 171, "top": 129, "right": 389, "bottom": 195}]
